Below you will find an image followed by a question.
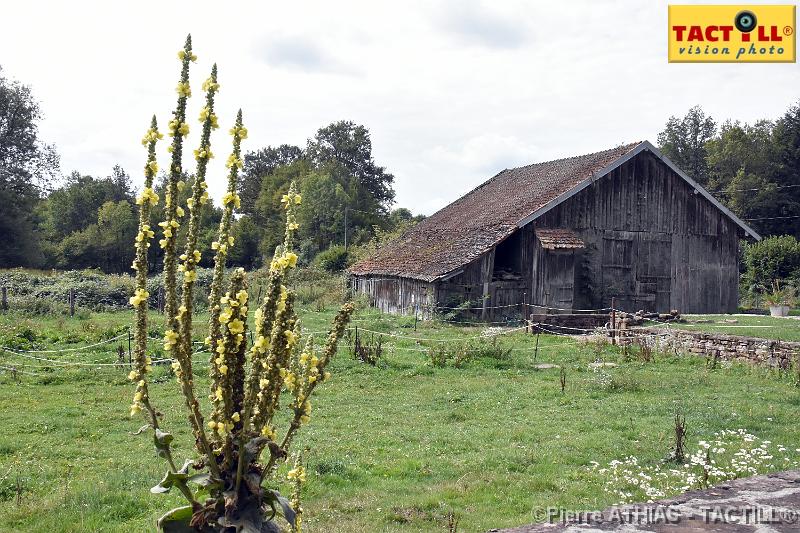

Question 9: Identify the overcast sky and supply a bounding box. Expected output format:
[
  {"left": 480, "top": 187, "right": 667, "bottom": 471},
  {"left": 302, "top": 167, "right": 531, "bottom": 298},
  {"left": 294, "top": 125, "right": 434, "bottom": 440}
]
[{"left": 1, "top": 0, "right": 798, "bottom": 215}]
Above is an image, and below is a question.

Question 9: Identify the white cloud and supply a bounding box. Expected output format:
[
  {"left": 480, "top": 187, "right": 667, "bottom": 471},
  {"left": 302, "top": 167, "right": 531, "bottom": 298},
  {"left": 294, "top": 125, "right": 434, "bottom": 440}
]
[{"left": 0, "top": 0, "right": 797, "bottom": 215}]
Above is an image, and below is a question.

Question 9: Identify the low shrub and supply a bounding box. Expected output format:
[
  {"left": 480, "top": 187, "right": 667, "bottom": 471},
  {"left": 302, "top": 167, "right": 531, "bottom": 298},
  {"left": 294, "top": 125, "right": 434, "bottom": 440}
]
[
  {"left": 426, "top": 336, "right": 510, "bottom": 368},
  {"left": 315, "top": 245, "right": 351, "bottom": 272}
]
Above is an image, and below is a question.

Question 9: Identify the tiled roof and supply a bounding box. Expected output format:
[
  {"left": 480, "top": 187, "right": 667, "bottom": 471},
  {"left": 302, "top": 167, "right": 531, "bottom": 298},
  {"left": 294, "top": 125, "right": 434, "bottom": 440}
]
[
  {"left": 349, "top": 142, "right": 643, "bottom": 281},
  {"left": 535, "top": 228, "right": 585, "bottom": 250}
]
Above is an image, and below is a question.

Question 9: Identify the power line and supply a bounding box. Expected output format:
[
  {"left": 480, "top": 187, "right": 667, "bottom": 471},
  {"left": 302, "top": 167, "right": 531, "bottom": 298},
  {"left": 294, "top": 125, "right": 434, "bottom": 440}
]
[
  {"left": 743, "top": 215, "right": 800, "bottom": 221},
  {"left": 711, "top": 183, "right": 800, "bottom": 194}
]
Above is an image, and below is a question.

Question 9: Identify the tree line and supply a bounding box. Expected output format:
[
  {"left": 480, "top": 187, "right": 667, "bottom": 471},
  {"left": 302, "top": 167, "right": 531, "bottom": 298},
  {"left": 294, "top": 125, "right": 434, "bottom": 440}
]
[
  {"left": 1, "top": 64, "right": 798, "bottom": 275},
  {"left": 0, "top": 66, "right": 422, "bottom": 273},
  {"left": 657, "top": 103, "right": 800, "bottom": 238}
]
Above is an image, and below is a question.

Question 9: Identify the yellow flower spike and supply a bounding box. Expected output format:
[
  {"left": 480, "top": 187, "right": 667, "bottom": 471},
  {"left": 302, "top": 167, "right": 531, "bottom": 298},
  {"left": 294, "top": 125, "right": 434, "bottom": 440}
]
[
  {"left": 129, "top": 288, "right": 149, "bottom": 307},
  {"left": 219, "top": 364, "right": 228, "bottom": 375},
  {"left": 176, "top": 206, "right": 185, "bottom": 217},
  {"left": 164, "top": 330, "right": 178, "bottom": 346},
  {"left": 128, "top": 370, "right": 138, "bottom": 381},
  {"left": 177, "top": 180, "right": 186, "bottom": 192},
  {"left": 254, "top": 335, "right": 268, "bottom": 352},
  {"left": 202, "top": 77, "right": 220, "bottom": 93},
  {"left": 176, "top": 82, "right": 192, "bottom": 98},
  {"left": 193, "top": 250, "right": 201, "bottom": 263},
  {"left": 231, "top": 412, "right": 240, "bottom": 423},
  {"left": 178, "top": 122, "right": 190, "bottom": 136},
  {"left": 228, "top": 319, "right": 244, "bottom": 335}
]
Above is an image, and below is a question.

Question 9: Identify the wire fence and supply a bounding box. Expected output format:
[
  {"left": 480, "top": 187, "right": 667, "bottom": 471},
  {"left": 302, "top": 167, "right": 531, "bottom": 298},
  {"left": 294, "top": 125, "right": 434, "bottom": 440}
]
[{"left": 1, "top": 303, "right": 736, "bottom": 379}]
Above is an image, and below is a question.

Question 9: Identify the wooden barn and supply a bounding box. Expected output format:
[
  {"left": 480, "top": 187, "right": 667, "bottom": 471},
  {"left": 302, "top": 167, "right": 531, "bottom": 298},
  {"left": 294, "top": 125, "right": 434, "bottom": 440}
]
[{"left": 349, "top": 141, "right": 760, "bottom": 317}]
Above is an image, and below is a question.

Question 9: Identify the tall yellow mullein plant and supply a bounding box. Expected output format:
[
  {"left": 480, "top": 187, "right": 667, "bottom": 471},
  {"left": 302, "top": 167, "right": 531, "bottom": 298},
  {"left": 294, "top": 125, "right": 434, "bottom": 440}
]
[{"left": 129, "top": 36, "right": 353, "bottom": 532}]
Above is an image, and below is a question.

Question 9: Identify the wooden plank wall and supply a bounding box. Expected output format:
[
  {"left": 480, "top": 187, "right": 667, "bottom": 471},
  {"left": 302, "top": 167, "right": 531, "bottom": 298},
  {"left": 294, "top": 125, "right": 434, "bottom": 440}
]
[
  {"left": 351, "top": 275, "right": 434, "bottom": 317},
  {"left": 535, "top": 150, "right": 742, "bottom": 313}
]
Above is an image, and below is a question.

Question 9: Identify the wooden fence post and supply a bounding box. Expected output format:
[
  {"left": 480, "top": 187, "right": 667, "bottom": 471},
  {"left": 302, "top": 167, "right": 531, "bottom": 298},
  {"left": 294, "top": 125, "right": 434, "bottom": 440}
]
[
  {"left": 127, "top": 329, "right": 132, "bottom": 365},
  {"left": 611, "top": 297, "right": 616, "bottom": 345},
  {"left": 158, "top": 286, "right": 164, "bottom": 314},
  {"left": 69, "top": 288, "right": 75, "bottom": 317},
  {"left": 523, "top": 291, "right": 528, "bottom": 332},
  {"left": 1, "top": 286, "right": 7, "bottom": 311}
]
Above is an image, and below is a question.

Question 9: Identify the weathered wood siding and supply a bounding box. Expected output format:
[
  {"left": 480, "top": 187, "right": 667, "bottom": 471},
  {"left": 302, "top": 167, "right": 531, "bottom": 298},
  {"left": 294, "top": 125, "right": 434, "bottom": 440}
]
[
  {"left": 351, "top": 275, "right": 434, "bottom": 316},
  {"left": 534, "top": 150, "right": 741, "bottom": 313},
  {"left": 530, "top": 246, "right": 576, "bottom": 313}
]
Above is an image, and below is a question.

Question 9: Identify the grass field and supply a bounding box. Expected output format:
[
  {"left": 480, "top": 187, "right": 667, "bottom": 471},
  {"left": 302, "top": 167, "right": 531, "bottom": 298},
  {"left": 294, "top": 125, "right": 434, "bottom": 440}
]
[
  {"left": 662, "top": 314, "right": 800, "bottom": 342},
  {"left": 1, "top": 307, "right": 799, "bottom": 532}
]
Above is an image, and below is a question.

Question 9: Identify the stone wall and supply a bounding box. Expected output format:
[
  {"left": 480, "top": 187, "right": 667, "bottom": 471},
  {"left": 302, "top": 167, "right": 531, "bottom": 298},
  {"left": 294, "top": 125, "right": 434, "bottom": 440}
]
[{"left": 622, "top": 327, "right": 800, "bottom": 369}]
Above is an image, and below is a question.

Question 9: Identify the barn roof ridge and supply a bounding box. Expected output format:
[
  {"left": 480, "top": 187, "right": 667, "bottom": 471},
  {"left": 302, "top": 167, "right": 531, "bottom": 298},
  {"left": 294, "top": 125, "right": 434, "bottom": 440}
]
[{"left": 349, "top": 140, "right": 759, "bottom": 282}]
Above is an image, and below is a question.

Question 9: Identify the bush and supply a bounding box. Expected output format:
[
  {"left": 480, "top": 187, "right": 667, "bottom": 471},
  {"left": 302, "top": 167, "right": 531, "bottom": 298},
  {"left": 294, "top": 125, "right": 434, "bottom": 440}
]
[
  {"left": 315, "top": 245, "right": 351, "bottom": 272},
  {"left": 742, "top": 235, "right": 800, "bottom": 295},
  {"left": 0, "top": 267, "right": 223, "bottom": 312}
]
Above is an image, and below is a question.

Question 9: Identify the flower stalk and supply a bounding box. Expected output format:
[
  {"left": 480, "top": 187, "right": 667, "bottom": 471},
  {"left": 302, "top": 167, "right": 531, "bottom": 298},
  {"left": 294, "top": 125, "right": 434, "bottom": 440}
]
[
  {"left": 129, "top": 37, "right": 352, "bottom": 532},
  {"left": 161, "top": 35, "right": 196, "bottom": 332}
]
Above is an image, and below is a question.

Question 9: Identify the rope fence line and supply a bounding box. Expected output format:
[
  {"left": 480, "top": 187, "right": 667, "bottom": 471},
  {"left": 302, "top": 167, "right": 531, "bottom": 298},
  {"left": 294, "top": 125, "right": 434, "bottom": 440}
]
[
  {"left": 0, "top": 348, "right": 210, "bottom": 369},
  {"left": 363, "top": 299, "right": 616, "bottom": 313},
  {"left": 0, "top": 307, "right": 716, "bottom": 377},
  {"left": 382, "top": 337, "right": 584, "bottom": 353},
  {"left": 0, "top": 332, "right": 130, "bottom": 354},
  {"left": 350, "top": 324, "right": 530, "bottom": 343},
  {"left": 0, "top": 364, "right": 43, "bottom": 376}
]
